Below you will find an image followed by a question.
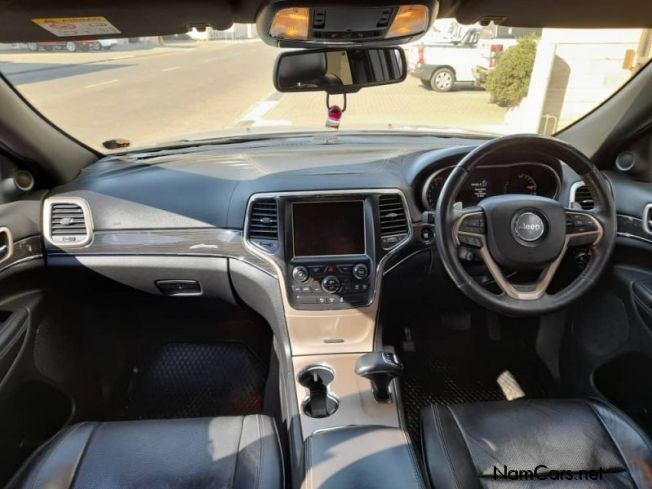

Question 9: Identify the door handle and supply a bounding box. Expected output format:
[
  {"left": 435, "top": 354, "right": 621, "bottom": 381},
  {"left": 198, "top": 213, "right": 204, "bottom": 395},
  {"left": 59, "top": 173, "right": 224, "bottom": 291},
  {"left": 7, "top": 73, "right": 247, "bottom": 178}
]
[{"left": 0, "top": 227, "right": 12, "bottom": 265}]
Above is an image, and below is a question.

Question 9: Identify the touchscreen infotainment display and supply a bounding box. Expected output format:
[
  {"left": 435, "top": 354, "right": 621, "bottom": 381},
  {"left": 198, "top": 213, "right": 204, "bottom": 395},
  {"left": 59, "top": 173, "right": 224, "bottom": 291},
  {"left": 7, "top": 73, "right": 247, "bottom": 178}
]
[{"left": 293, "top": 201, "right": 365, "bottom": 257}]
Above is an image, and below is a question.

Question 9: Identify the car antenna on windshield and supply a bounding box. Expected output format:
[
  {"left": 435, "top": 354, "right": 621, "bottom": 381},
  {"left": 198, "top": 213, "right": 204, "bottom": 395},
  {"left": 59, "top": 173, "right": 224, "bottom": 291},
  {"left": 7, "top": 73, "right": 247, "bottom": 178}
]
[{"left": 325, "top": 93, "right": 346, "bottom": 130}]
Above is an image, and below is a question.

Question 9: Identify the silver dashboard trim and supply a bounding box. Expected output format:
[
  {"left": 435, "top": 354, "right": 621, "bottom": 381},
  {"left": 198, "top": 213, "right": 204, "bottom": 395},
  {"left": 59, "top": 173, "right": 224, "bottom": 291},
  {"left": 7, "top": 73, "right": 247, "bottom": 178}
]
[
  {"left": 0, "top": 227, "right": 13, "bottom": 266},
  {"left": 421, "top": 162, "right": 562, "bottom": 210},
  {"left": 43, "top": 196, "right": 94, "bottom": 248},
  {"left": 569, "top": 180, "right": 588, "bottom": 208},
  {"left": 243, "top": 188, "right": 413, "bottom": 312},
  {"left": 643, "top": 203, "right": 652, "bottom": 236}
]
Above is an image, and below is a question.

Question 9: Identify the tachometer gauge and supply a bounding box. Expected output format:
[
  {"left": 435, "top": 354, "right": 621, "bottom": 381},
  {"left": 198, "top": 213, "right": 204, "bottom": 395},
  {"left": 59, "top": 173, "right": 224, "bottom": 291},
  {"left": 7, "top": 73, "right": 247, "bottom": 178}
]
[
  {"left": 504, "top": 173, "right": 538, "bottom": 195},
  {"left": 424, "top": 172, "right": 448, "bottom": 209}
]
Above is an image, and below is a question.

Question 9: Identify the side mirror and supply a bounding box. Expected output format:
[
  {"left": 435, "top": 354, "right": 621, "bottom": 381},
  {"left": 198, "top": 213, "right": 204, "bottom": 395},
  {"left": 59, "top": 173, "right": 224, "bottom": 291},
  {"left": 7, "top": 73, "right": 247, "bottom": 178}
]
[{"left": 274, "top": 47, "right": 407, "bottom": 95}]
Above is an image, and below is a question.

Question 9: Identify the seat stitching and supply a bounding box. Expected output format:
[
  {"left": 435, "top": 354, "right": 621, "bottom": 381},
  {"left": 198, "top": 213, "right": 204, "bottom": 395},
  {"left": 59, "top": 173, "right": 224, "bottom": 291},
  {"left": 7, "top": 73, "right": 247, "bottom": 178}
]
[
  {"left": 306, "top": 434, "right": 313, "bottom": 489},
  {"left": 68, "top": 422, "right": 101, "bottom": 489},
  {"left": 585, "top": 400, "right": 639, "bottom": 489},
  {"left": 230, "top": 416, "right": 245, "bottom": 489},
  {"left": 432, "top": 404, "right": 461, "bottom": 489},
  {"left": 591, "top": 398, "right": 652, "bottom": 455},
  {"left": 255, "top": 415, "right": 263, "bottom": 489},
  {"left": 445, "top": 405, "right": 483, "bottom": 489},
  {"left": 401, "top": 428, "right": 426, "bottom": 489},
  {"left": 270, "top": 418, "right": 285, "bottom": 489},
  {"left": 30, "top": 422, "right": 93, "bottom": 489}
]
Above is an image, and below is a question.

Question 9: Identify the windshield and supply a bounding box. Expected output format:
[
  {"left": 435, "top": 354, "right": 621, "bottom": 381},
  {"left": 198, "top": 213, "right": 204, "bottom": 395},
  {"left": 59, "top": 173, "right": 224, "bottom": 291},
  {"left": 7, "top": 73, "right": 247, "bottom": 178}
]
[{"left": 0, "top": 22, "right": 650, "bottom": 152}]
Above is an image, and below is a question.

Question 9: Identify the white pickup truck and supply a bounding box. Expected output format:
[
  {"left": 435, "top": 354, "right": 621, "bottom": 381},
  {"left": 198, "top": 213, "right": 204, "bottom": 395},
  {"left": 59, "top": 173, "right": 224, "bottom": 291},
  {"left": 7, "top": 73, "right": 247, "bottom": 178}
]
[{"left": 406, "top": 29, "right": 517, "bottom": 92}]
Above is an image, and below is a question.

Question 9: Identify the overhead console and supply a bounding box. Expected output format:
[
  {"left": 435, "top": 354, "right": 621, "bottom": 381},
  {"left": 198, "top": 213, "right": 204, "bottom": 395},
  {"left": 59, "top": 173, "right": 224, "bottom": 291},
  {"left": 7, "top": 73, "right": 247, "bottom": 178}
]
[
  {"left": 245, "top": 190, "right": 411, "bottom": 311},
  {"left": 256, "top": 1, "right": 437, "bottom": 48}
]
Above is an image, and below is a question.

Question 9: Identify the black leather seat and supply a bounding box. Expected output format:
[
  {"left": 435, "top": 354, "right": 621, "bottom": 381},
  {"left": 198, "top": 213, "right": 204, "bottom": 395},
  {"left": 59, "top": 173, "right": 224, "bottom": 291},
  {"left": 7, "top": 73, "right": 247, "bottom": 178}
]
[
  {"left": 421, "top": 399, "right": 652, "bottom": 488},
  {"left": 10, "top": 415, "right": 284, "bottom": 489}
]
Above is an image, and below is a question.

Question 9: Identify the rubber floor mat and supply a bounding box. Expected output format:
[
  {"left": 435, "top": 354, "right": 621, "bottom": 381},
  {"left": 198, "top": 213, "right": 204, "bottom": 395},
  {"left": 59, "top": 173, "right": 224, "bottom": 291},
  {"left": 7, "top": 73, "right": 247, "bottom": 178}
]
[{"left": 122, "top": 342, "right": 267, "bottom": 420}]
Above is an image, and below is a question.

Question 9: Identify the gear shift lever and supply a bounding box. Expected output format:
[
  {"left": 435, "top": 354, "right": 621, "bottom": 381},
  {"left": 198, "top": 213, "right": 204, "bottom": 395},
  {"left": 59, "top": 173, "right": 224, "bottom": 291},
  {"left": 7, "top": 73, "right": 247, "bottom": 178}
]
[{"left": 355, "top": 352, "right": 403, "bottom": 403}]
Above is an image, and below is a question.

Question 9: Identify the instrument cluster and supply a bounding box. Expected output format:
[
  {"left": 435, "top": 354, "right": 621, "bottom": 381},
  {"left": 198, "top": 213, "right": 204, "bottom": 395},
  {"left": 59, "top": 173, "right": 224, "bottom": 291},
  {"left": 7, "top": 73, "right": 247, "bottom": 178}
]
[{"left": 421, "top": 162, "right": 561, "bottom": 209}]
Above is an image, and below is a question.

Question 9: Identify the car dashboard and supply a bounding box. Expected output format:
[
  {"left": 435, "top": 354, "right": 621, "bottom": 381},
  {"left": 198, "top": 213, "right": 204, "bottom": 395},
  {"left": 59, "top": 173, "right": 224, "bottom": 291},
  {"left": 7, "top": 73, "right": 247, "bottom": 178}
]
[{"left": 38, "top": 140, "right": 571, "bottom": 320}]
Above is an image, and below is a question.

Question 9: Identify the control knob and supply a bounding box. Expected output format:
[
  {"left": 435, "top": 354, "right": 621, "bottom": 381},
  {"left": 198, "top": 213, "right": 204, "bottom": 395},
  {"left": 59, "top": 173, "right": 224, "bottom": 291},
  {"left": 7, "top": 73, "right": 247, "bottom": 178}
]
[
  {"left": 321, "top": 275, "right": 341, "bottom": 294},
  {"left": 352, "top": 263, "right": 369, "bottom": 280},
  {"left": 292, "top": 266, "right": 309, "bottom": 283}
]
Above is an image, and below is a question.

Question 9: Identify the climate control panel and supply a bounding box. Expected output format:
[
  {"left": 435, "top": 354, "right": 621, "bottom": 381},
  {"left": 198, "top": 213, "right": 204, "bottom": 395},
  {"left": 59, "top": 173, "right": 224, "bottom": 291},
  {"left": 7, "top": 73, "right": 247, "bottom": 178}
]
[{"left": 287, "top": 259, "right": 373, "bottom": 310}]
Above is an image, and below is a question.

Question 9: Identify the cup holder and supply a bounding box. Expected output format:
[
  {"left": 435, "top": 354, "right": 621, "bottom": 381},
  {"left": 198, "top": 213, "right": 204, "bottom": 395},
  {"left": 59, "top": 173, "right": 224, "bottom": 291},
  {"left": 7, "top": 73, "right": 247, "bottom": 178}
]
[{"left": 298, "top": 365, "right": 339, "bottom": 418}]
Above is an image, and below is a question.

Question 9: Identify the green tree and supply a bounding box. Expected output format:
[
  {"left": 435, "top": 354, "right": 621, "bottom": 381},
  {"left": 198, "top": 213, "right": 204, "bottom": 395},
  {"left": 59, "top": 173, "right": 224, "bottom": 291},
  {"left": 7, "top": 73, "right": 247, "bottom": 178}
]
[{"left": 486, "top": 34, "right": 539, "bottom": 108}]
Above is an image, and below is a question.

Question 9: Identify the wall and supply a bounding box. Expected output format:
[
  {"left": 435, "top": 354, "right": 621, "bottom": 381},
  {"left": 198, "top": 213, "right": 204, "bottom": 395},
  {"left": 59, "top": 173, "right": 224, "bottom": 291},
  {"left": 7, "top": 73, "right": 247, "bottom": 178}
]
[{"left": 508, "top": 28, "right": 645, "bottom": 134}]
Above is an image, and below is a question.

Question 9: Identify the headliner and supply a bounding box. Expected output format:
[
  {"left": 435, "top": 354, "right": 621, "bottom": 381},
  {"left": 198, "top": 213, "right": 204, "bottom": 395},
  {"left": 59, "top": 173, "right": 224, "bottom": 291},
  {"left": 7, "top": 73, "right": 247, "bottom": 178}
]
[{"left": 0, "top": 0, "right": 650, "bottom": 43}]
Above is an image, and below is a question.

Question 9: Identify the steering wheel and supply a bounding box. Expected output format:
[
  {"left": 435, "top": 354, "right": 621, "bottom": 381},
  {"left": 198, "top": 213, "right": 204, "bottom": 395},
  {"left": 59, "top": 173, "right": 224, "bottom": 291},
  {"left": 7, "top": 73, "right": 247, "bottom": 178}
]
[{"left": 434, "top": 134, "right": 616, "bottom": 317}]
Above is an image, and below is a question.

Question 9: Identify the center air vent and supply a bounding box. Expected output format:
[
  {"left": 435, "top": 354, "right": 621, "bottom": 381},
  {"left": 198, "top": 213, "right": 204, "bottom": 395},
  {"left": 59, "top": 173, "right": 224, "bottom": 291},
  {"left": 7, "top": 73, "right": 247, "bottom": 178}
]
[
  {"left": 248, "top": 198, "right": 279, "bottom": 253},
  {"left": 378, "top": 194, "right": 409, "bottom": 249},
  {"left": 572, "top": 184, "right": 594, "bottom": 210},
  {"left": 45, "top": 198, "right": 92, "bottom": 247}
]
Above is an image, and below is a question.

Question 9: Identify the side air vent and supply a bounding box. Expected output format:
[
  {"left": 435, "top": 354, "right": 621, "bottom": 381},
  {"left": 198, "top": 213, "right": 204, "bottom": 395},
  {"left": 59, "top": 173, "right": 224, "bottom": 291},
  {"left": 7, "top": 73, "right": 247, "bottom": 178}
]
[
  {"left": 571, "top": 184, "right": 594, "bottom": 210},
  {"left": 44, "top": 198, "right": 93, "bottom": 247},
  {"left": 644, "top": 204, "right": 652, "bottom": 236},
  {"left": 378, "top": 194, "right": 409, "bottom": 249},
  {"left": 248, "top": 198, "right": 279, "bottom": 253}
]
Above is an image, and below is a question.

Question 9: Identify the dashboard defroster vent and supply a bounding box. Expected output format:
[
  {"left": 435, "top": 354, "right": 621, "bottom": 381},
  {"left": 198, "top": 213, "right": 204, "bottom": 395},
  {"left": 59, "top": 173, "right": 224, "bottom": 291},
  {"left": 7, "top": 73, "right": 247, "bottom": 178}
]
[
  {"left": 248, "top": 198, "right": 279, "bottom": 253},
  {"left": 378, "top": 194, "right": 409, "bottom": 249},
  {"left": 572, "top": 184, "right": 594, "bottom": 210},
  {"left": 44, "top": 198, "right": 93, "bottom": 247}
]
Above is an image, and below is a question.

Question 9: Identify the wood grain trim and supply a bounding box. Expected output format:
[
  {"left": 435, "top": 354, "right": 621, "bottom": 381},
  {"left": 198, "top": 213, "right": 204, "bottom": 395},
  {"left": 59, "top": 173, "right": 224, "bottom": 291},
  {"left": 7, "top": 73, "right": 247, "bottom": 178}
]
[
  {"left": 46, "top": 228, "right": 276, "bottom": 276},
  {"left": 0, "top": 235, "right": 43, "bottom": 274}
]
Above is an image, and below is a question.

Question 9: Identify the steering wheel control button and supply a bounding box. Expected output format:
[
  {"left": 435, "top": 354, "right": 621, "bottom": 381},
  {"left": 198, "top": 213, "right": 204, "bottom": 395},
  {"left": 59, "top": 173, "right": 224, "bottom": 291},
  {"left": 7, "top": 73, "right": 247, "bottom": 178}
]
[
  {"left": 513, "top": 212, "right": 546, "bottom": 242},
  {"left": 459, "top": 214, "right": 486, "bottom": 233},
  {"left": 292, "top": 266, "right": 309, "bottom": 282},
  {"left": 458, "top": 234, "right": 483, "bottom": 248},
  {"left": 352, "top": 263, "right": 369, "bottom": 280},
  {"left": 566, "top": 212, "right": 598, "bottom": 234},
  {"left": 321, "top": 275, "right": 341, "bottom": 294}
]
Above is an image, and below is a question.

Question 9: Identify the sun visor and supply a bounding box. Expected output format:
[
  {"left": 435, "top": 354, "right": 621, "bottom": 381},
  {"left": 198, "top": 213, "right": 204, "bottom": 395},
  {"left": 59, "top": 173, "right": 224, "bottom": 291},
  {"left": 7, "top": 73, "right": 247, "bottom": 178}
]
[
  {"left": 0, "top": 0, "right": 234, "bottom": 42},
  {"left": 455, "top": 0, "right": 652, "bottom": 28}
]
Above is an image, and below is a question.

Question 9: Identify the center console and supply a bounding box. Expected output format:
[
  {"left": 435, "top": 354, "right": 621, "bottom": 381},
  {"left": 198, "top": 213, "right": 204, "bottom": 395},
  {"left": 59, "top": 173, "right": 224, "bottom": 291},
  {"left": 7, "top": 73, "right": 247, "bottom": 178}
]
[
  {"left": 245, "top": 190, "right": 413, "bottom": 470},
  {"left": 246, "top": 190, "right": 410, "bottom": 312},
  {"left": 243, "top": 189, "right": 420, "bottom": 489}
]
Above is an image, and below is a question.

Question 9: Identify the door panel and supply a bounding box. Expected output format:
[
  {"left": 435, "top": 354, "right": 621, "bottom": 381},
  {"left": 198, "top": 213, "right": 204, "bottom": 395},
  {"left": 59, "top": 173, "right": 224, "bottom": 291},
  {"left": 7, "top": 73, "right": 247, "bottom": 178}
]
[{"left": 561, "top": 153, "right": 652, "bottom": 433}]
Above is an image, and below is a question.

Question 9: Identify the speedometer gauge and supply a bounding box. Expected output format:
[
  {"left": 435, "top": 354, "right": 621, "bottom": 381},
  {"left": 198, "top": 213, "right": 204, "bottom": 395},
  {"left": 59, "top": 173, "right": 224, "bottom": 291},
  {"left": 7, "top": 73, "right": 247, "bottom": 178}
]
[{"left": 504, "top": 173, "right": 538, "bottom": 195}]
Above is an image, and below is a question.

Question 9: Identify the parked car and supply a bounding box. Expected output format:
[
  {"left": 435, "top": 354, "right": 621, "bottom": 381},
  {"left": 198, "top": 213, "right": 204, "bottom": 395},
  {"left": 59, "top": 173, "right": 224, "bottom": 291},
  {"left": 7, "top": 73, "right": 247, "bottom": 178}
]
[
  {"left": 407, "top": 28, "right": 483, "bottom": 91},
  {"left": 407, "top": 28, "right": 519, "bottom": 92},
  {"left": 473, "top": 39, "right": 519, "bottom": 86},
  {"left": 26, "top": 39, "right": 117, "bottom": 52}
]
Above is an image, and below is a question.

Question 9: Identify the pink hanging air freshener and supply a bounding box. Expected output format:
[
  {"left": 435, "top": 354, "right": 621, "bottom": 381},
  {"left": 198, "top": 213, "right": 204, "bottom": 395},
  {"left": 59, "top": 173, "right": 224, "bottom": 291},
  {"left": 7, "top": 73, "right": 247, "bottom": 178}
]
[{"left": 326, "top": 105, "right": 343, "bottom": 129}]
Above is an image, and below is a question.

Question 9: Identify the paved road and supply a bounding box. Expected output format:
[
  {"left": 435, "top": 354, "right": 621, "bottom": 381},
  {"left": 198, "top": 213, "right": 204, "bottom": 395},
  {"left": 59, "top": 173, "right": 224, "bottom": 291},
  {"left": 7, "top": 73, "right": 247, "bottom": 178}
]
[{"left": 0, "top": 41, "right": 507, "bottom": 151}]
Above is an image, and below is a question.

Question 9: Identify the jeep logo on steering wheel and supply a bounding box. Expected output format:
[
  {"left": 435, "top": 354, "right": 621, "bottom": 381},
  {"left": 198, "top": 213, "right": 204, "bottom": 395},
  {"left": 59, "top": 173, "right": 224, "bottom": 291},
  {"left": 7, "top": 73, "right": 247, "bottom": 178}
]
[{"left": 514, "top": 212, "right": 546, "bottom": 242}]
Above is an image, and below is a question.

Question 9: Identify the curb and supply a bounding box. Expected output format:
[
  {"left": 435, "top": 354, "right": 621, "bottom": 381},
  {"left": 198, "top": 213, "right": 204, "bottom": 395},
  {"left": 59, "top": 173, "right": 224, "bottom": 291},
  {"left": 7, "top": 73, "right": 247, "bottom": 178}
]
[{"left": 1, "top": 43, "right": 201, "bottom": 77}]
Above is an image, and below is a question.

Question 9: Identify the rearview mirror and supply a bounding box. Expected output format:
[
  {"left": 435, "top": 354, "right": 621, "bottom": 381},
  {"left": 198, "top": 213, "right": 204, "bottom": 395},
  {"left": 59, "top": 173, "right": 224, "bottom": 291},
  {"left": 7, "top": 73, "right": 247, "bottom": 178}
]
[{"left": 274, "top": 47, "right": 407, "bottom": 95}]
